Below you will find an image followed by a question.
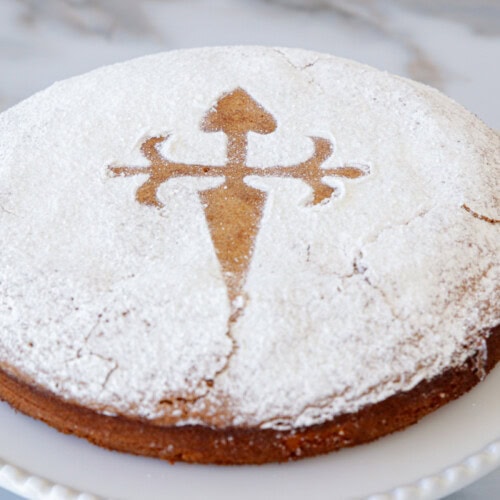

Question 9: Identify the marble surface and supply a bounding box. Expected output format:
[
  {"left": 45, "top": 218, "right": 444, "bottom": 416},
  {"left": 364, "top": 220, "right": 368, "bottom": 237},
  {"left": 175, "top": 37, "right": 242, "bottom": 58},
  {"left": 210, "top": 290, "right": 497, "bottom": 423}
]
[
  {"left": 0, "top": 0, "right": 499, "bottom": 498},
  {"left": 1, "top": 0, "right": 499, "bottom": 129}
]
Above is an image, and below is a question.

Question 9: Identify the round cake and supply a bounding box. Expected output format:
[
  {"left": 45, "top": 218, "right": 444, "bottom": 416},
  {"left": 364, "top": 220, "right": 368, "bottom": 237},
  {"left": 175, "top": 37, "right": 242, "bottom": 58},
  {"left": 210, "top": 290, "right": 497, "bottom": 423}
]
[{"left": 0, "top": 47, "right": 498, "bottom": 464}]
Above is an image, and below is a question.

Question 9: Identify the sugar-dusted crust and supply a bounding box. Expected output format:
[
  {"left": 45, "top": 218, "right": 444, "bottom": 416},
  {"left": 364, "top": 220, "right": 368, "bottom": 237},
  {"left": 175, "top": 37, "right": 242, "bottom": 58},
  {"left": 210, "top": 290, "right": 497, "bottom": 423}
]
[{"left": 1, "top": 325, "right": 498, "bottom": 465}]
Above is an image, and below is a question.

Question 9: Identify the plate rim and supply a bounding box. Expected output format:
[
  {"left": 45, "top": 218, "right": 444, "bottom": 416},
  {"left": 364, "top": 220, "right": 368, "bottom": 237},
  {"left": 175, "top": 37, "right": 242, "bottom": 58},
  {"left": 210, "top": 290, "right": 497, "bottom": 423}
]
[
  {"left": 2, "top": 364, "right": 500, "bottom": 500},
  {"left": 1, "top": 437, "right": 499, "bottom": 500}
]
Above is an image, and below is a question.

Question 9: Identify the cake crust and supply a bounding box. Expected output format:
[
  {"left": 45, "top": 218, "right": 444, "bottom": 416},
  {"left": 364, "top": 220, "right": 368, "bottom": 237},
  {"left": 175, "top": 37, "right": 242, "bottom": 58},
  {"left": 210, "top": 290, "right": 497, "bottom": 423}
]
[{"left": 1, "top": 326, "right": 498, "bottom": 464}]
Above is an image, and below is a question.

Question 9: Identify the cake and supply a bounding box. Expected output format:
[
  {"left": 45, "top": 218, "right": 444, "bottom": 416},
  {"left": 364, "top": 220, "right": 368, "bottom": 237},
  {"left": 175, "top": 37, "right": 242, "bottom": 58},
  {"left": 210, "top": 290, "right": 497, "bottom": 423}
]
[{"left": 0, "top": 46, "right": 498, "bottom": 464}]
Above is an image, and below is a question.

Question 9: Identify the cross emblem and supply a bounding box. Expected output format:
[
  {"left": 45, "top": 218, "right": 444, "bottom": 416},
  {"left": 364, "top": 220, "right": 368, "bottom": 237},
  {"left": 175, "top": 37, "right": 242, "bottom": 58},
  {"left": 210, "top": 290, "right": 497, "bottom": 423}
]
[{"left": 108, "top": 88, "right": 369, "bottom": 322}]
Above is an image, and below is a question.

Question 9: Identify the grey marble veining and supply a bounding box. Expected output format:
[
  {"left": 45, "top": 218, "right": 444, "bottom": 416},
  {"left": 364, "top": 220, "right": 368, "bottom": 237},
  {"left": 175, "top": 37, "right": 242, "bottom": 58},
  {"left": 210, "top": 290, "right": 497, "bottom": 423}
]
[
  {"left": 1, "top": 0, "right": 499, "bottom": 128},
  {"left": 0, "top": 1, "right": 499, "bottom": 499},
  {"left": 270, "top": 0, "right": 500, "bottom": 34}
]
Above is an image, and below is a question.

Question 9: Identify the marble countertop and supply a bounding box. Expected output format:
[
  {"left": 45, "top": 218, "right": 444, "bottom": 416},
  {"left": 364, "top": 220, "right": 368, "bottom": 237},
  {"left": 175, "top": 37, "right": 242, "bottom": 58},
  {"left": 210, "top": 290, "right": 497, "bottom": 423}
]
[
  {"left": 0, "top": 0, "right": 499, "bottom": 498},
  {"left": 1, "top": 0, "right": 499, "bottom": 129}
]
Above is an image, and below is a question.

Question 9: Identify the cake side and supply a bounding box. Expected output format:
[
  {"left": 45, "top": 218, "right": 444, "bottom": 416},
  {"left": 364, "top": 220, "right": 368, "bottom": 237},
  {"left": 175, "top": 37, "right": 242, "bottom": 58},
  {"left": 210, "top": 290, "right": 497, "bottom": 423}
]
[{"left": 1, "top": 325, "right": 498, "bottom": 464}]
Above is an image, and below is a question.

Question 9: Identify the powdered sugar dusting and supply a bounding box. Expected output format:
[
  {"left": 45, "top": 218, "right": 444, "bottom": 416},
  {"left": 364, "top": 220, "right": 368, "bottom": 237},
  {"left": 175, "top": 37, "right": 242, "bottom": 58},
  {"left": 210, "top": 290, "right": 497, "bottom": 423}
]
[{"left": 0, "top": 47, "right": 498, "bottom": 429}]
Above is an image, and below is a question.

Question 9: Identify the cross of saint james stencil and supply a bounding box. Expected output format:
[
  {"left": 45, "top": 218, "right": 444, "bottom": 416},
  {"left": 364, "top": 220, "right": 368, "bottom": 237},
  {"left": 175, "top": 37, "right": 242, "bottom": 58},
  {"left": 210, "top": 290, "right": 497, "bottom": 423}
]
[{"left": 108, "top": 88, "right": 370, "bottom": 324}]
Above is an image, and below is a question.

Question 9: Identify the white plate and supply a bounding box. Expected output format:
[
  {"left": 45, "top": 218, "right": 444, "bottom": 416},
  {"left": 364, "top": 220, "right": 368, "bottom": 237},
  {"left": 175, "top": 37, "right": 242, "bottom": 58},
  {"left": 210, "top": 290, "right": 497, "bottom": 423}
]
[{"left": 1, "top": 365, "right": 499, "bottom": 500}]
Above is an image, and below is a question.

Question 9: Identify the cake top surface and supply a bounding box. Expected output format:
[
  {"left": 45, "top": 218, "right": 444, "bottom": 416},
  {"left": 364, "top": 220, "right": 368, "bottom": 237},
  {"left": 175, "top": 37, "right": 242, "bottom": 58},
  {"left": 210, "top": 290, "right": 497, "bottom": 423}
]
[{"left": 0, "top": 46, "right": 498, "bottom": 429}]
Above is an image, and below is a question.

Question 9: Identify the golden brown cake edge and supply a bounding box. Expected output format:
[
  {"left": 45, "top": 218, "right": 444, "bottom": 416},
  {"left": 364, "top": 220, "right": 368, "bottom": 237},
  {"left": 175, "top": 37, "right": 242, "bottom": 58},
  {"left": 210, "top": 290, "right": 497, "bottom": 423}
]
[{"left": 0, "top": 325, "right": 498, "bottom": 465}]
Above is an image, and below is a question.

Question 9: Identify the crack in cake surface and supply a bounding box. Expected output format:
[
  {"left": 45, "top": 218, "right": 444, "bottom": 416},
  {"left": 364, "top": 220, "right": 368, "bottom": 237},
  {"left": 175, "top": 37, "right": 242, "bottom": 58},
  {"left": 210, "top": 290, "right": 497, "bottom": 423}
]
[{"left": 462, "top": 203, "right": 500, "bottom": 224}]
